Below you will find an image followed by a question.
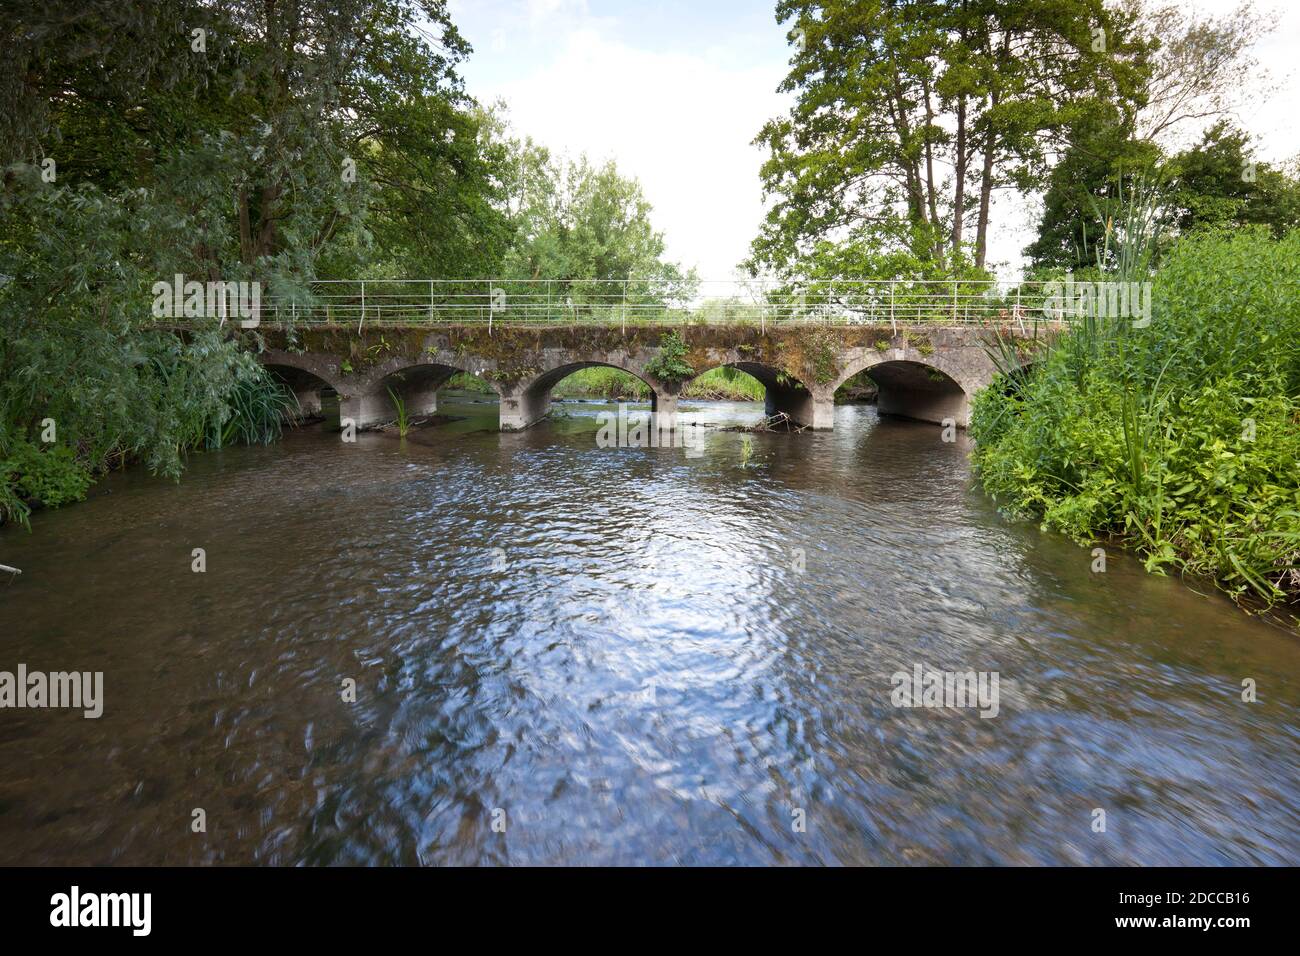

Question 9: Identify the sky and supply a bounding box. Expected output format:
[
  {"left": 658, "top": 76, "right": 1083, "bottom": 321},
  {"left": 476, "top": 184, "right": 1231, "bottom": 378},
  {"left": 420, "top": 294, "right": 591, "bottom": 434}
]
[{"left": 446, "top": 0, "right": 1300, "bottom": 281}]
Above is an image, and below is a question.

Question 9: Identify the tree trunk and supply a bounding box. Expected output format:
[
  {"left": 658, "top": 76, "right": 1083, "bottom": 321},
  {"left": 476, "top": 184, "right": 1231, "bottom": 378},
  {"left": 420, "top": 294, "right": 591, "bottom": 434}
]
[
  {"left": 886, "top": 58, "right": 929, "bottom": 233},
  {"left": 974, "top": 121, "right": 995, "bottom": 270},
  {"left": 237, "top": 188, "right": 253, "bottom": 265},
  {"left": 256, "top": 182, "right": 280, "bottom": 259},
  {"left": 974, "top": 33, "right": 1011, "bottom": 271},
  {"left": 922, "top": 78, "right": 944, "bottom": 267},
  {"left": 952, "top": 93, "right": 967, "bottom": 254}
]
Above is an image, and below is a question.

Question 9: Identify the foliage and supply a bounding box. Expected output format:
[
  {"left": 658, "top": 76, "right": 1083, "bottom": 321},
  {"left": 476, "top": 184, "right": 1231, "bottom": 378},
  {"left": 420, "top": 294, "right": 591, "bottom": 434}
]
[
  {"left": 207, "top": 376, "right": 294, "bottom": 449},
  {"left": 387, "top": 388, "right": 411, "bottom": 437},
  {"left": 1124, "top": 0, "right": 1268, "bottom": 143},
  {"left": 1025, "top": 1, "right": 1279, "bottom": 270},
  {"left": 803, "top": 327, "right": 839, "bottom": 384},
  {"left": 645, "top": 332, "right": 696, "bottom": 384},
  {"left": 1024, "top": 116, "right": 1162, "bottom": 270},
  {"left": 1028, "top": 119, "right": 1300, "bottom": 270},
  {"left": 750, "top": 0, "right": 1150, "bottom": 276},
  {"left": 1165, "top": 122, "right": 1300, "bottom": 238},
  {"left": 0, "top": 442, "right": 93, "bottom": 524},
  {"left": 446, "top": 367, "right": 765, "bottom": 402},
  {"left": 0, "top": 0, "right": 496, "bottom": 524},
  {"left": 973, "top": 227, "right": 1300, "bottom": 612},
  {"left": 684, "top": 368, "right": 765, "bottom": 402},
  {"left": 484, "top": 115, "right": 697, "bottom": 309},
  {"left": 0, "top": 154, "right": 292, "bottom": 526}
]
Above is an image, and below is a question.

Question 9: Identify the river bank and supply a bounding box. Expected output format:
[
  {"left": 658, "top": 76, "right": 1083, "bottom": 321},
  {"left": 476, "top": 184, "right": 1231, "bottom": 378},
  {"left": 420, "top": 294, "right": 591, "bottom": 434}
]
[{"left": 971, "top": 229, "right": 1300, "bottom": 620}]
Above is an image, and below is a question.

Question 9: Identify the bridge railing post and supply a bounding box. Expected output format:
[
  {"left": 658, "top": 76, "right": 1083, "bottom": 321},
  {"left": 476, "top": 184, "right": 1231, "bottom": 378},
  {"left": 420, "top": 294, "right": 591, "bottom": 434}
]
[{"left": 358, "top": 280, "right": 365, "bottom": 335}]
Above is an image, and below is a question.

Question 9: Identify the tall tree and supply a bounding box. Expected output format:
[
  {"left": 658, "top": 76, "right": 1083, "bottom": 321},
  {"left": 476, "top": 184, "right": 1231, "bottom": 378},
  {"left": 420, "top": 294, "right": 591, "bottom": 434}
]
[
  {"left": 496, "top": 128, "right": 692, "bottom": 289},
  {"left": 1023, "top": 113, "right": 1161, "bottom": 270},
  {"left": 1166, "top": 121, "right": 1300, "bottom": 237},
  {"left": 748, "top": 0, "right": 1150, "bottom": 277},
  {"left": 2, "top": 0, "right": 502, "bottom": 280},
  {"left": 1121, "top": 0, "right": 1268, "bottom": 146},
  {"left": 1024, "top": 0, "right": 1270, "bottom": 269}
]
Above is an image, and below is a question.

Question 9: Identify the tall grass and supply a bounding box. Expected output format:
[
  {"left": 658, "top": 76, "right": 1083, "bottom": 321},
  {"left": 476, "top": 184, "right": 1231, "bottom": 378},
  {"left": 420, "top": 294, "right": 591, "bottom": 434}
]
[
  {"left": 387, "top": 387, "right": 411, "bottom": 437},
  {"left": 971, "top": 221, "right": 1300, "bottom": 615},
  {"left": 206, "top": 375, "right": 296, "bottom": 449}
]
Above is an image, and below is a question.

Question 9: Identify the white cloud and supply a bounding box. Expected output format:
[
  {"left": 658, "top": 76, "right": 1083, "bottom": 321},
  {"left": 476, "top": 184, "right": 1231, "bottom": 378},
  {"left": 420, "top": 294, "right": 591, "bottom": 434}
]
[{"left": 458, "top": 2, "right": 788, "bottom": 278}]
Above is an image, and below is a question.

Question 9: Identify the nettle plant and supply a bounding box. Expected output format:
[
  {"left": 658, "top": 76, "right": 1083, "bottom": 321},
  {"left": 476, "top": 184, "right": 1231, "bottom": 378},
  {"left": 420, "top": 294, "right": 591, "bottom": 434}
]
[{"left": 644, "top": 331, "right": 694, "bottom": 384}]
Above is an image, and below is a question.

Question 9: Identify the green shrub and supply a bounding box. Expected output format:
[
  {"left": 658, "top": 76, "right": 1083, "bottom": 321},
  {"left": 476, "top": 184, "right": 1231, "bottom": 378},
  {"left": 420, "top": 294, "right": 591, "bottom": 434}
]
[
  {"left": 644, "top": 331, "right": 695, "bottom": 383},
  {"left": 972, "top": 227, "right": 1300, "bottom": 612},
  {"left": 0, "top": 442, "right": 93, "bottom": 519}
]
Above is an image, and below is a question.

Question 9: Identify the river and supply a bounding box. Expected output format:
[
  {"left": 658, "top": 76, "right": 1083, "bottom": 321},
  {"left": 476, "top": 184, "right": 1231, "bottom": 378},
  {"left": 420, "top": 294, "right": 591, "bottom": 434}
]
[{"left": 1, "top": 395, "right": 1297, "bottom": 865}]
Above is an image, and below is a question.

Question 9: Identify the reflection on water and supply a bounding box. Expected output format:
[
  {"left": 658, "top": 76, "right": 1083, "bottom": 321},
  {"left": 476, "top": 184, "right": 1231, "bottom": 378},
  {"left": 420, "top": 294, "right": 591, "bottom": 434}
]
[{"left": 1, "top": 396, "right": 1297, "bottom": 865}]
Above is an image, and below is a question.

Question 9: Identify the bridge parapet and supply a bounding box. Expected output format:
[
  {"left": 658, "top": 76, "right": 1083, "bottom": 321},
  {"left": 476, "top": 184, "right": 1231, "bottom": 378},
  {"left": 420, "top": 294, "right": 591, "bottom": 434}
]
[{"left": 256, "top": 278, "right": 1065, "bottom": 331}]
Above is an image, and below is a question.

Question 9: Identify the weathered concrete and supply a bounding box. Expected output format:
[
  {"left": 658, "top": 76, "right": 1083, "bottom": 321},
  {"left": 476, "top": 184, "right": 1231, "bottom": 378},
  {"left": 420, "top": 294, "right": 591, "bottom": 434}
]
[{"left": 256, "top": 325, "right": 1039, "bottom": 432}]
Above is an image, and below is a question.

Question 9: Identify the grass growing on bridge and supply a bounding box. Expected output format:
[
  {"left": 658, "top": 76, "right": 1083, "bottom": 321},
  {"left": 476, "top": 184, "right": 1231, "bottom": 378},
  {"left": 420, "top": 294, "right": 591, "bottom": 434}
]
[{"left": 971, "top": 228, "right": 1300, "bottom": 617}]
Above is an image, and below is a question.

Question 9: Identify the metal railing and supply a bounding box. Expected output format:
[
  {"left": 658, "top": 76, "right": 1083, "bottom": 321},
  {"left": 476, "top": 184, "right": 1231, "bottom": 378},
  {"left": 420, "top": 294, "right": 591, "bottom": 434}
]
[{"left": 257, "top": 278, "right": 1070, "bottom": 333}]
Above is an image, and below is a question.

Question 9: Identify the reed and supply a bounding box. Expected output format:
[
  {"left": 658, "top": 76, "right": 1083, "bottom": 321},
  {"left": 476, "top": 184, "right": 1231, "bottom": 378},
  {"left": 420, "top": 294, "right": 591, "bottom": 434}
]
[{"left": 387, "top": 387, "right": 411, "bottom": 437}]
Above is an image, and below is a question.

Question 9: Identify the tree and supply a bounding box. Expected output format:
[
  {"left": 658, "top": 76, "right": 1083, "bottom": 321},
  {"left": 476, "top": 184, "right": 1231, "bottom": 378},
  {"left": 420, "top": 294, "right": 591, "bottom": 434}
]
[
  {"left": 1121, "top": 0, "right": 1268, "bottom": 146},
  {"left": 495, "top": 125, "right": 693, "bottom": 294},
  {"left": 1023, "top": 114, "right": 1161, "bottom": 270},
  {"left": 0, "top": 1, "right": 208, "bottom": 171},
  {"left": 2, "top": 0, "right": 501, "bottom": 281},
  {"left": 1166, "top": 122, "right": 1300, "bottom": 238},
  {"left": 0, "top": 0, "right": 512, "bottom": 517},
  {"left": 748, "top": 0, "right": 1151, "bottom": 277},
  {"left": 1025, "top": 0, "right": 1270, "bottom": 268},
  {"left": 1026, "top": 121, "right": 1300, "bottom": 272}
]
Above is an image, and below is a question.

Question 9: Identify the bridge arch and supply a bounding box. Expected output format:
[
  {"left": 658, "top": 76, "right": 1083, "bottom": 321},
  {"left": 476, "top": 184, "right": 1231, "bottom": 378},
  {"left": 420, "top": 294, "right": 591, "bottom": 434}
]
[
  {"left": 832, "top": 354, "right": 973, "bottom": 427},
  {"left": 264, "top": 350, "right": 504, "bottom": 431},
  {"left": 257, "top": 349, "right": 346, "bottom": 418},
  {"left": 529, "top": 360, "right": 656, "bottom": 398},
  {"left": 503, "top": 360, "right": 666, "bottom": 431},
  {"left": 691, "top": 359, "right": 822, "bottom": 427},
  {"left": 370, "top": 360, "right": 500, "bottom": 424}
]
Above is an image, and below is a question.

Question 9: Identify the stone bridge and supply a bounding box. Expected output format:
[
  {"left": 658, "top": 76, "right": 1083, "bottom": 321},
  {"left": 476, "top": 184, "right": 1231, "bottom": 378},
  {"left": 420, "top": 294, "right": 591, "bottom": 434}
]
[{"left": 255, "top": 323, "right": 1041, "bottom": 431}]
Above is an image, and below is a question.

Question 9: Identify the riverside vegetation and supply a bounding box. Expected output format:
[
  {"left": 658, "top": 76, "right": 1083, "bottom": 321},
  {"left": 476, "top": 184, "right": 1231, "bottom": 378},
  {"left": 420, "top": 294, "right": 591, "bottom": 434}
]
[
  {"left": 0, "top": 1, "right": 692, "bottom": 528},
  {"left": 445, "top": 367, "right": 765, "bottom": 402},
  {"left": 972, "top": 227, "right": 1300, "bottom": 619}
]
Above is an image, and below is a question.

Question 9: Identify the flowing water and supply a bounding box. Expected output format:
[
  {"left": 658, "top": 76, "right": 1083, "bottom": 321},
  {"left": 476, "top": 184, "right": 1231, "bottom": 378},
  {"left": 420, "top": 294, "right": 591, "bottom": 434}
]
[{"left": 1, "top": 395, "right": 1297, "bottom": 865}]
